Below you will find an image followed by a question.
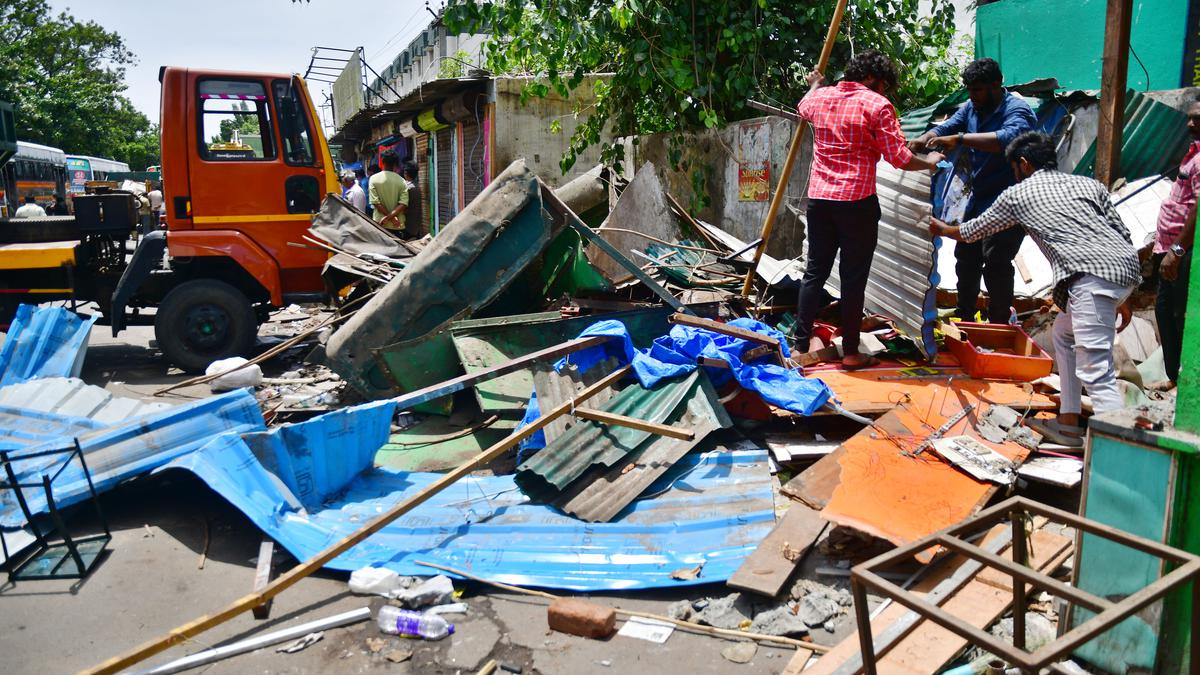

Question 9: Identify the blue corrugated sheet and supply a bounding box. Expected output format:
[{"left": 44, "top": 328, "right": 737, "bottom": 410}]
[
  {"left": 0, "top": 304, "right": 98, "bottom": 386},
  {"left": 0, "top": 387, "right": 265, "bottom": 527},
  {"left": 164, "top": 407, "right": 776, "bottom": 589}
]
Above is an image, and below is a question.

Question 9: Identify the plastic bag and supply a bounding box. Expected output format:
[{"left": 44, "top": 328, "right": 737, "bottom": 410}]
[{"left": 206, "top": 357, "right": 263, "bottom": 391}]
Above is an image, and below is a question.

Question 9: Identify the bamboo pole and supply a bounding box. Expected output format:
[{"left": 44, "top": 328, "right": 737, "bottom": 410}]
[
  {"left": 413, "top": 560, "right": 830, "bottom": 653},
  {"left": 738, "top": 0, "right": 850, "bottom": 298},
  {"left": 84, "top": 365, "right": 634, "bottom": 675}
]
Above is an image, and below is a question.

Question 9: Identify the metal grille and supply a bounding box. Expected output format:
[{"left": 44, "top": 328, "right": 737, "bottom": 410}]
[
  {"left": 435, "top": 126, "right": 454, "bottom": 227},
  {"left": 413, "top": 133, "right": 430, "bottom": 235},
  {"left": 460, "top": 121, "right": 486, "bottom": 206}
]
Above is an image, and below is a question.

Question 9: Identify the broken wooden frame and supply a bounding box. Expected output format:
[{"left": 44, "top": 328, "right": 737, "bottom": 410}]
[{"left": 849, "top": 496, "right": 1200, "bottom": 675}]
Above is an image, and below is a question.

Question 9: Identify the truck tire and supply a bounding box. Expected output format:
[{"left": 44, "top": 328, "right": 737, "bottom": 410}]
[{"left": 154, "top": 279, "right": 257, "bottom": 373}]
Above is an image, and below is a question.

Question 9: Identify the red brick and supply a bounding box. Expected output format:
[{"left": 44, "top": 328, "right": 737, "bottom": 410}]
[{"left": 547, "top": 597, "right": 616, "bottom": 639}]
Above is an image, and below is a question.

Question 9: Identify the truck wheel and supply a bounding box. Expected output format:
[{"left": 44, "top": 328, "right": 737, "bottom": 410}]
[{"left": 155, "top": 279, "right": 257, "bottom": 373}]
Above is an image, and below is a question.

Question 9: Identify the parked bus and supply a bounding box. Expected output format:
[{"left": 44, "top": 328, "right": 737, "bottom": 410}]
[
  {"left": 65, "top": 154, "right": 132, "bottom": 195},
  {"left": 0, "top": 141, "right": 67, "bottom": 217}
]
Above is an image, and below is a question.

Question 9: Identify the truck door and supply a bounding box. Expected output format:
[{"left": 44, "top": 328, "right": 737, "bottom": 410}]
[{"left": 187, "top": 76, "right": 329, "bottom": 298}]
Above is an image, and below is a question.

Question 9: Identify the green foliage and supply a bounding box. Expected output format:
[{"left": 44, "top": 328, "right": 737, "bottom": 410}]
[
  {"left": 445, "top": 0, "right": 961, "bottom": 174},
  {"left": 438, "top": 49, "right": 473, "bottom": 79},
  {"left": 0, "top": 0, "right": 160, "bottom": 168},
  {"left": 210, "top": 102, "right": 261, "bottom": 145}
]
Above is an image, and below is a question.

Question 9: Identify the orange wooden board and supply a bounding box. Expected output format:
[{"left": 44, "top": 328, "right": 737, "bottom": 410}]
[
  {"left": 818, "top": 387, "right": 1034, "bottom": 563},
  {"left": 812, "top": 368, "right": 1055, "bottom": 415}
]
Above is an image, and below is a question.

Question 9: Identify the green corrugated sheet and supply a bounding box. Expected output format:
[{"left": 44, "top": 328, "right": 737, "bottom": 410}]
[
  {"left": 450, "top": 306, "right": 679, "bottom": 414},
  {"left": 1072, "top": 90, "right": 1191, "bottom": 182},
  {"left": 900, "top": 90, "right": 969, "bottom": 140},
  {"left": 376, "top": 415, "right": 519, "bottom": 472},
  {"left": 514, "top": 370, "right": 733, "bottom": 522}
]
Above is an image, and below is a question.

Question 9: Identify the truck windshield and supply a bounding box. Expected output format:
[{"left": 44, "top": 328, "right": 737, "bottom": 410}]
[{"left": 197, "top": 80, "right": 274, "bottom": 161}]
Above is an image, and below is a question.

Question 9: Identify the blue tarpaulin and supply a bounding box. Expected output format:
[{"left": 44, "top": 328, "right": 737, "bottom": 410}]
[
  {"left": 519, "top": 318, "right": 832, "bottom": 450},
  {"left": 0, "top": 387, "right": 265, "bottom": 527},
  {"left": 0, "top": 304, "right": 98, "bottom": 386}
]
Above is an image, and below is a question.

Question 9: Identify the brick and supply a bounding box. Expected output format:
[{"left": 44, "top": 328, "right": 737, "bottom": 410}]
[{"left": 547, "top": 597, "right": 616, "bottom": 639}]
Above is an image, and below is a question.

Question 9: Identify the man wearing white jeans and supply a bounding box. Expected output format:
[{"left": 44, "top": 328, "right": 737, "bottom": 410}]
[{"left": 930, "top": 132, "right": 1140, "bottom": 446}]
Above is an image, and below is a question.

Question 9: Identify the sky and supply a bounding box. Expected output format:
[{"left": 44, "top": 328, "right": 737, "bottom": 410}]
[{"left": 50, "top": 0, "right": 436, "bottom": 132}]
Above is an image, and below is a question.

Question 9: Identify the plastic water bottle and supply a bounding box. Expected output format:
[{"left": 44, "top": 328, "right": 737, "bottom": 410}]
[{"left": 376, "top": 606, "right": 455, "bottom": 640}]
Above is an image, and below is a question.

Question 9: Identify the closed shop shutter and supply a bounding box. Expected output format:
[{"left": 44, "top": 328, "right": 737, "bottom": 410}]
[
  {"left": 460, "top": 121, "right": 486, "bottom": 206},
  {"left": 435, "top": 126, "right": 454, "bottom": 228},
  {"left": 413, "top": 133, "right": 430, "bottom": 235}
]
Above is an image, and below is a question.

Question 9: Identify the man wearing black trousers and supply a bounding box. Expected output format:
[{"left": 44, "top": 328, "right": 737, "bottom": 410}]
[{"left": 911, "top": 58, "right": 1037, "bottom": 322}]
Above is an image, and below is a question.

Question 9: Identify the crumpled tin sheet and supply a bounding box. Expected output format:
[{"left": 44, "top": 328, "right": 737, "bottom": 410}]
[
  {"left": 166, "top": 426, "right": 775, "bottom": 591},
  {"left": 516, "top": 371, "right": 732, "bottom": 522}
]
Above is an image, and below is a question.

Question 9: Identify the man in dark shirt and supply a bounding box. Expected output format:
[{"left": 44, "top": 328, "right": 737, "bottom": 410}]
[
  {"left": 912, "top": 58, "right": 1037, "bottom": 323},
  {"left": 401, "top": 160, "right": 424, "bottom": 239}
]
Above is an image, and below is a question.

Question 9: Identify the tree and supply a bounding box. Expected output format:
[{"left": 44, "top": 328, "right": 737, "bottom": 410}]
[
  {"left": 445, "top": 0, "right": 962, "bottom": 174},
  {"left": 211, "top": 102, "right": 262, "bottom": 145},
  {"left": 0, "top": 0, "right": 160, "bottom": 168}
]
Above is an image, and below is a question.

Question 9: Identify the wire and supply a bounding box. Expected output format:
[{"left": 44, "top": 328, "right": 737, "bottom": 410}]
[{"left": 1129, "top": 44, "right": 1150, "bottom": 91}]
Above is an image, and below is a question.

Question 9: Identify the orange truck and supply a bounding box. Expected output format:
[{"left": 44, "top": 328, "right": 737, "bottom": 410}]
[{"left": 0, "top": 68, "right": 338, "bottom": 371}]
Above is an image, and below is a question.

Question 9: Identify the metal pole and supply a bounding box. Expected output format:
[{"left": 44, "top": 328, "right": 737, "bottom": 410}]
[{"left": 739, "top": 0, "right": 849, "bottom": 298}]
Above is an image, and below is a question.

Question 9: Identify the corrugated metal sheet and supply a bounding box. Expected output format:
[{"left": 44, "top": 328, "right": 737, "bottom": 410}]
[
  {"left": 451, "top": 308, "right": 674, "bottom": 414},
  {"left": 0, "top": 377, "right": 171, "bottom": 424},
  {"left": 516, "top": 371, "right": 733, "bottom": 522},
  {"left": 800, "top": 162, "right": 938, "bottom": 358},
  {"left": 531, "top": 357, "right": 621, "bottom": 446},
  {"left": 0, "top": 305, "right": 98, "bottom": 386},
  {"left": 0, "top": 387, "right": 265, "bottom": 527},
  {"left": 1072, "top": 90, "right": 1191, "bottom": 182},
  {"left": 167, "top": 427, "right": 776, "bottom": 590}
]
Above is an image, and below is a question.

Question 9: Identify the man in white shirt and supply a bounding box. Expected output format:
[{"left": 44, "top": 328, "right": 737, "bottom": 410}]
[
  {"left": 147, "top": 183, "right": 164, "bottom": 221},
  {"left": 13, "top": 195, "right": 47, "bottom": 218},
  {"left": 340, "top": 170, "right": 367, "bottom": 212}
]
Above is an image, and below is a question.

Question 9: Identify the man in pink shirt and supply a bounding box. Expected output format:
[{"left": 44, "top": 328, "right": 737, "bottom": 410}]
[
  {"left": 1154, "top": 97, "right": 1200, "bottom": 385},
  {"left": 793, "top": 50, "right": 944, "bottom": 369}
]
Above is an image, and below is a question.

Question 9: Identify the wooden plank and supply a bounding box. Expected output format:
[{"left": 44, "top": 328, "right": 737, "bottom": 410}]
[
  {"left": 572, "top": 407, "right": 694, "bottom": 440},
  {"left": 727, "top": 504, "right": 829, "bottom": 597},
  {"left": 780, "top": 445, "right": 846, "bottom": 509},
  {"left": 250, "top": 538, "right": 275, "bottom": 620},
  {"left": 1095, "top": 0, "right": 1133, "bottom": 186},
  {"left": 84, "top": 365, "right": 634, "bottom": 675},
  {"left": 796, "top": 526, "right": 1070, "bottom": 675}
]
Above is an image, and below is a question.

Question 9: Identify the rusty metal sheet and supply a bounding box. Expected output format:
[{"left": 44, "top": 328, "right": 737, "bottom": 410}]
[{"left": 819, "top": 387, "right": 1033, "bottom": 562}]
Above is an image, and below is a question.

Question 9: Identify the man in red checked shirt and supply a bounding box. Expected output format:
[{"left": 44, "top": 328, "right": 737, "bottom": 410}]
[{"left": 793, "top": 50, "right": 944, "bottom": 369}]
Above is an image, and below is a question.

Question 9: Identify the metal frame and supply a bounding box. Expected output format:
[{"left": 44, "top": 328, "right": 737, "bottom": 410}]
[
  {"left": 0, "top": 439, "right": 111, "bottom": 581},
  {"left": 849, "top": 496, "right": 1200, "bottom": 674}
]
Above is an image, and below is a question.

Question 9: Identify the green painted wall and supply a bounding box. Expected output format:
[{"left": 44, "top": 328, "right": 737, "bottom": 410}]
[{"left": 976, "top": 0, "right": 1191, "bottom": 90}]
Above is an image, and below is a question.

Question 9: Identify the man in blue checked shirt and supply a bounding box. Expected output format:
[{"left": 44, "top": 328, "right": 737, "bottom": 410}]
[{"left": 911, "top": 58, "right": 1037, "bottom": 323}]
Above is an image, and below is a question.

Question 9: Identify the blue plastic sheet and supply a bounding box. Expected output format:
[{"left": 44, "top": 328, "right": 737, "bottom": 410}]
[
  {"left": 165, "top": 426, "right": 777, "bottom": 590},
  {"left": 520, "top": 318, "right": 832, "bottom": 450},
  {"left": 0, "top": 304, "right": 98, "bottom": 386},
  {"left": 0, "top": 388, "right": 265, "bottom": 527}
]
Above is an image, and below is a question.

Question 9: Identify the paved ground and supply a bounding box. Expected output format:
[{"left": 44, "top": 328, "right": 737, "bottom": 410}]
[{"left": 0, "top": 321, "right": 839, "bottom": 675}]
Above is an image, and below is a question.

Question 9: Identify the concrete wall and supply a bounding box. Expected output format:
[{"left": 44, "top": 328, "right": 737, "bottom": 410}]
[
  {"left": 628, "top": 116, "right": 813, "bottom": 260},
  {"left": 491, "top": 76, "right": 612, "bottom": 188}
]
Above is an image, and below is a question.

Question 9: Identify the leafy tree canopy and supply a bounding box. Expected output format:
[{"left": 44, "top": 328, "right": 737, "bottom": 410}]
[
  {"left": 445, "top": 0, "right": 964, "bottom": 173},
  {"left": 0, "top": 0, "right": 160, "bottom": 169}
]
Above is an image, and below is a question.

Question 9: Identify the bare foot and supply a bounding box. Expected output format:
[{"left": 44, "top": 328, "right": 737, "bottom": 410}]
[{"left": 841, "top": 354, "right": 880, "bottom": 370}]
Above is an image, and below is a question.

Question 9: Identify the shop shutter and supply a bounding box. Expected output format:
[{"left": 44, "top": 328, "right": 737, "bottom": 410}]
[
  {"left": 460, "top": 121, "right": 486, "bottom": 206},
  {"left": 435, "top": 126, "right": 454, "bottom": 227}
]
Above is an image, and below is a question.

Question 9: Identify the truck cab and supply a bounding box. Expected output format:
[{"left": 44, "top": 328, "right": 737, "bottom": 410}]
[{"left": 111, "top": 68, "right": 339, "bottom": 370}]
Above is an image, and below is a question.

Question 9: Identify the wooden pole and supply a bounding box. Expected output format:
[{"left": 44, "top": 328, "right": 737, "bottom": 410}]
[
  {"left": 1095, "top": 0, "right": 1133, "bottom": 187},
  {"left": 739, "top": 0, "right": 850, "bottom": 298},
  {"left": 85, "top": 365, "right": 633, "bottom": 675}
]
